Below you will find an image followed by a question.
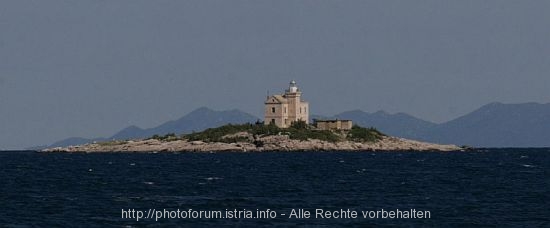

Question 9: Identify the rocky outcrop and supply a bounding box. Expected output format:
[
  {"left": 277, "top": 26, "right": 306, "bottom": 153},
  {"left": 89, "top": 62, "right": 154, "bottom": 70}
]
[{"left": 43, "top": 133, "right": 462, "bottom": 153}]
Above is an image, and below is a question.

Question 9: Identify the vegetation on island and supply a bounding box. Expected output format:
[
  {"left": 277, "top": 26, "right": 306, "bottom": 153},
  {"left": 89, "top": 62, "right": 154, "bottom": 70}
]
[
  {"left": 105, "top": 122, "right": 386, "bottom": 145},
  {"left": 150, "top": 133, "right": 179, "bottom": 141},
  {"left": 97, "top": 140, "right": 128, "bottom": 146},
  {"left": 347, "top": 125, "right": 385, "bottom": 142},
  {"left": 177, "top": 120, "right": 385, "bottom": 144}
]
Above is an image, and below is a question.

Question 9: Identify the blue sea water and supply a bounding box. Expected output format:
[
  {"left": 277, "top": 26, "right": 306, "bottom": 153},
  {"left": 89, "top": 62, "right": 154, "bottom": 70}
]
[{"left": 0, "top": 149, "right": 549, "bottom": 227}]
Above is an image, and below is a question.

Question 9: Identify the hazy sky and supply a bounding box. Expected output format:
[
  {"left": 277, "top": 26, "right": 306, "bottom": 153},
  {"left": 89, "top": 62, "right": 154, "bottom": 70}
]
[{"left": 1, "top": 0, "right": 550, "bottom": 149}]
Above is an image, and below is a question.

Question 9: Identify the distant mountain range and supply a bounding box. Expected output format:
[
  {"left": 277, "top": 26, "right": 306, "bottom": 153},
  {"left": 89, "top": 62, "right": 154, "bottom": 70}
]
[
  {"left": 425, "top": 102, "right": 550, "bottom": 148},
  {"left": 322, "top": 102, "right": 550, "bottom": 148},
  {"left": 109, "top": 107, "right": 259, "bottom": 140},
  {"left": 41, "top": 102, "right": 550, "bottom": 149}
]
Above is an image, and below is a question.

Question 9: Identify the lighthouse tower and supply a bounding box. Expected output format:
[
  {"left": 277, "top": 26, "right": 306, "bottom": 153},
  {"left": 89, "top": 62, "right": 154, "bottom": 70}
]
[{"left": 288, "top": 80, "right": 299, "bottom": 93}]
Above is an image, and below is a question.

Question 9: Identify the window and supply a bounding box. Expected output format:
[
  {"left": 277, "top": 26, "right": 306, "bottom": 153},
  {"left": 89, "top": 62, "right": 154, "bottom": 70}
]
[
  {"left": 284, "top": 107, "right": 287, "bottom": 113},
  {"left": 271, "top": 107, "right": 276, "bottom": 113},
  {"left": 271, "top": 119, "right": 276, "bottom": 124},
  {"left": 299, "top": 107, "right": 302, "bottom": 114},
  {"left": 305, "top": 107, "right": 307, "bottom": 113}
]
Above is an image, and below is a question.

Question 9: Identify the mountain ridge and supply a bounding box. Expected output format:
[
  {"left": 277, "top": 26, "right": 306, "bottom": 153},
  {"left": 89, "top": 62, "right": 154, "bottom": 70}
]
[{"left": 426, "top": 102, "right": 550, "bottom": 147}]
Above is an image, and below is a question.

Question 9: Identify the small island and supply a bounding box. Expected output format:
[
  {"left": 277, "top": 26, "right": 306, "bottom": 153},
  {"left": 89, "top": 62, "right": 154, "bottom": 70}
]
[
  {"left": 43, "top": 81, "right": 463, "bottom": 153},
  {"left": 43, "top": 122, "right": 462, "bottom": 153}
]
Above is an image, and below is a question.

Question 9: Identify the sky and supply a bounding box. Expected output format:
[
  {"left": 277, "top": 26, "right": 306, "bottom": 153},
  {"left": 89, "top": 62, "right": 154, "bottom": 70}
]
[{"left": 1, "top": 0, "right": 550, "bottom": 149}]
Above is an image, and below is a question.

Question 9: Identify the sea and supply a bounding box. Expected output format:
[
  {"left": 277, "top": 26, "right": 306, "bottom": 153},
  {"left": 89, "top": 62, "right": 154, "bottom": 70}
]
[{"left": 1, "top": 149, "right": 549, "bottom": 227}]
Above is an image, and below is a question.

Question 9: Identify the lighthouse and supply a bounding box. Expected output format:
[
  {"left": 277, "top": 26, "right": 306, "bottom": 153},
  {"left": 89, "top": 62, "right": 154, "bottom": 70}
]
[{"left": 264, "top": 81, "right": 309, "bottom": 128}]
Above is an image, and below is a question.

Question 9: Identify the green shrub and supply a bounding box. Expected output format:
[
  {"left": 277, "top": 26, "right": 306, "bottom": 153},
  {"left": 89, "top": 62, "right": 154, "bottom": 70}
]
[
  {"left": 347, "top": 125, "right": 385, "bottom": 142},
  {"left": 250, "top": 123, "right": 281, "bottom": 136},
  {"left": 290, "top": 120, "right": 308, "bottom": 129},
  {"left": 97, "top": 140, "right": 128, "bottom": 146},
  {"left": 151, "top": 134, "right": 161, "bottom": 140},
  {"left": 149, "top": 133, "right": 179, "bottom": 141},
  {"left": 181, "top": 123, "right": 386, "bottom": 144}
]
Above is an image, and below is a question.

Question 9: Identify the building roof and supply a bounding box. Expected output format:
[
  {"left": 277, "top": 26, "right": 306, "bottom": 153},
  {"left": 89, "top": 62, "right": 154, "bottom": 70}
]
[
  {"left": 265, "top": 95, "right": 288, "bottom": 104},
  {"left": 314, "top": 119, "right": 352, "bottom": 123}
]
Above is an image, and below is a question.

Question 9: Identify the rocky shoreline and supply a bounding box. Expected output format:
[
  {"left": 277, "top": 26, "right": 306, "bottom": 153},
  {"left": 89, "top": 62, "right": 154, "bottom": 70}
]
[{"left": 43, "top": 134, "right": 462, "bottom": 153}]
